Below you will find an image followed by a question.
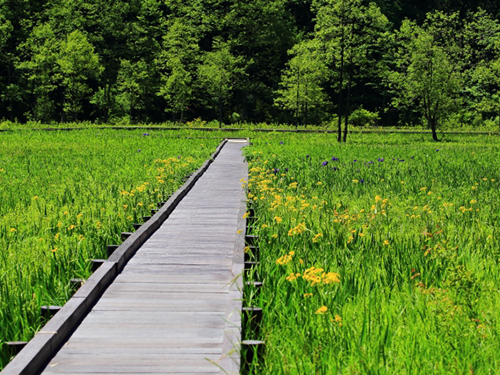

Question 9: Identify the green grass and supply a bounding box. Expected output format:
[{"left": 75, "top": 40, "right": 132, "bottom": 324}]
[
  {"left": 243, "top": 132, "right": 500, "bottom": 374},
  {"left": 0, "top": 129, "right": 223, "bottom": 368}
]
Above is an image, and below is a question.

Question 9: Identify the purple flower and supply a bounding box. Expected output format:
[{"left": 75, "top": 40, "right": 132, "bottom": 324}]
[
  {"left": 333, "top": 167, "right": 338, "bottom": 171},
  {"left": 284, "top": 168, "right": 289, "bottom": 172},
  {"left": 378, "top": 158, "right": 384, "bottom": 162},
  {"left": 398, "top": 159, "right": 405, "bottom": 162},
  {"left": 306, "top": 154, "right": 310, "bottom": 158},
  {"left": 411, "top": 156, "right": 414, "bottom": 159},
  {"left": 273, "top": 168, "right": 279, "bottom": 174},
  {"left": 360, "top": 179, "right": 365, "bottom": 183},
  {"left": 322, "top": 161, "right": 328, "bottom": 166},
  {"left": 143, "top": 133, "right": 150, "bottom": 136},
  {"left": 332, "top": 156, "right": 339, "bottom": 161},
  {"left": 353, "top": 159, "right": 357, "bottom": 162},
  {"left": 436, "top": 149, "right": 439, "bottom": 152},
  {"left": 280, "top": 141, "right": 284, "bottom": 145},
  {"left": 137, "top": 149, "right": 141, "bottom": 152},
  {"left": 178, "top": 155, "right": 181, "bottom": 159}
]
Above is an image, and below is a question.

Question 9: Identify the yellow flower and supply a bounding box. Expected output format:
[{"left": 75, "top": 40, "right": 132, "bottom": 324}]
[
  {"left": 261, "top": 224, "right": 268, "bottom": 228},
  {"left": 420, "top": 187, "right": 427, "bottom": 191},
  {"left": 10, "top": 228, "right": 17, "bottom": 232},
  {"left": 383, "top": 240, "right": 390, "bottom": 246},
  {"left": 271, "top": 233, "right": 278, "bottom": 238},
  {"left": 352, "top": 179, "right": 359, "bottom": 183},
  {"left": 286, "top": 273, "right": 300, "bottom": 281},
  {"left": 78, "top": 235, "right": 85, "bottom": 241},
  {"left": 33, "top": 196, "right": 39, "bottom": 200},
  {"left": 242, "top": 212, "right": 249, "bottom": 219},
  {"left": 68, "top": 225, "right": 75, "bottom": 230},
  {"left": 52, "top": 247, "right": 58, "bottom": 253},
  {"left": 304, "top": 293, "right": 313, "bottom": 298},
  {"left": 276, "top": 251, "right": 295, "bottom": 265},
  {"left": 237, "top": 229, "right": 242, "bottom": 234},
  {"left": 123, "top": 205, "right": 128, "bottom": 209},
  {"left": 316, "top": 306, "right": 328, "bottom": 314},
  {"left": 312, "top": 233, "right": 323, "bottom": 243},
  {"left": 274, "top": 216, "right": 282, "bottom": 223},
  {"left": 322, "top": 272, "right": 340, "bottom": 284},
  {"left": 470, "top": 199, "right": 477, "bottom": 204},
  {"left": 57, "top": 222, "right": 62, "bottom": 227}
]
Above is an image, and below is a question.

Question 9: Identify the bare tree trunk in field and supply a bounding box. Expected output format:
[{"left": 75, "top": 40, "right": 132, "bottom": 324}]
[
  {"left": 343, "top": 64, "right": 352, "bottom": 143},
  {"left": 337, "top": 29, "right": 345, "bottom": 143}
]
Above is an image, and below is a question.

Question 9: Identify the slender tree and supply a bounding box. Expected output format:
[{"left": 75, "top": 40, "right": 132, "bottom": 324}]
[{"left": 389, "top": 20, "right": 461, "bottom": 141}]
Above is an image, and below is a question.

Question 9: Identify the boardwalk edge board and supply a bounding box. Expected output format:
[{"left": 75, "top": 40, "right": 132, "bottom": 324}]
[{"left": 0, "top": 138, "right": 237, "bottom": 375}]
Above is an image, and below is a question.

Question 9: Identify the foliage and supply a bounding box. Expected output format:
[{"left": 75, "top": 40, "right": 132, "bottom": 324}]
[
  {"left": 389, "top": 19, "right": 462, "bottom": 141},
  {"left": 243, "top": 132, "right": 500, "bottom": 374}
]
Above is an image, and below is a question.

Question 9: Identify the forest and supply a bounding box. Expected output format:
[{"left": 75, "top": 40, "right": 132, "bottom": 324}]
[{"left": 2, "top": 0, "right": 500, "bottom": 138}]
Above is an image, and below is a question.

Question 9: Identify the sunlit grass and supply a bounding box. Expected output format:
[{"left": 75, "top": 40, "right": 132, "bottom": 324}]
[{"left": 243, "top": 133, "right": 500, "bottom": 374}]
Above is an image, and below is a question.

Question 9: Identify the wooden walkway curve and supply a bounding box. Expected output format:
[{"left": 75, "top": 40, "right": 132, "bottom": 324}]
[{"left": 41, "top": 140, "right": 248, "bottom": 375}]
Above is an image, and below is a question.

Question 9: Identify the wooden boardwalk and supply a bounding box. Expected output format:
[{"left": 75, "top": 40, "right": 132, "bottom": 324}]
[{"left": 41, "top": 140, "right": 248, "bottom": 375}]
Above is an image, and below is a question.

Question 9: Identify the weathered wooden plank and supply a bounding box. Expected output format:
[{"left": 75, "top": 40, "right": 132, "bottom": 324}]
[{"left": 43, "top": 364, "right": 220, "bottom": 374}]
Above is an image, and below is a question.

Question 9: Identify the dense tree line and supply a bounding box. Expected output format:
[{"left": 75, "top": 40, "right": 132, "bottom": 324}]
[{"left": 1, "top": 0, "right": 500, "bottom": 136}]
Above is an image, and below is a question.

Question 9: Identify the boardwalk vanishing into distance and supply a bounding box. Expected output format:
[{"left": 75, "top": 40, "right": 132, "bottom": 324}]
[{"left": 39, "top": 139, "right": 248, "bottom": 374}]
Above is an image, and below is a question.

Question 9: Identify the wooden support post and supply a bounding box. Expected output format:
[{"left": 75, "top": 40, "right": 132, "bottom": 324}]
[
  {"left": 121, "top": 232, "right": 132, "bottom": 241},
  {"left": 40, "top": 305, "right": 61, "bottom": 319},
  {"left": 107, "top": 245, "right": 119, "bottom": 257},
  {"left": 242, "top": 307, "right": 263, "bottom": 338},
  {"left": 241, "top": 340, "right": 265, "bottom": 374},
  {"left": 244, "top": 246, "right": 259, "bottom": 262},
  {"left": 245, "top": 235, "right": 258, "bottom": 246},
  {"left": 5, "top": 342, "right": 27, "bottom": 356},
  {"left": 69, "top": 278, "right": 85, "bottom": 292},
  {"left": 90, "top": 259, "right": 105, "bottom": 272}
]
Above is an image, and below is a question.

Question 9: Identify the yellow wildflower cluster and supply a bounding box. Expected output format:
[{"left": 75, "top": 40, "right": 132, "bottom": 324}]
[
  {"left": 302, "top": 266, "right": 340, "bottom": 286},
  {"left": 288, "top": 222, "right": 307, "bottom": 236},
  {"left": 276, "top": 251, "right": 295, "bottom": 265}
]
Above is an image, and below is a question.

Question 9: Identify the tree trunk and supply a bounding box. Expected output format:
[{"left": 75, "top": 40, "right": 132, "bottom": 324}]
[
  {"left": 296, "top": 69, "right": 300, "bottom": 128},
  {"left": 337, "top": 37, "right": 344, "bottom": 143},
  {"left": 430, "top": 117, "right": 439, "bottom": 142},
  {"left": 219, "top": 98, "right": 223, "bottom": 128},
  {"left": 343, "top": 66, "right": 352, "bottom": 143}
]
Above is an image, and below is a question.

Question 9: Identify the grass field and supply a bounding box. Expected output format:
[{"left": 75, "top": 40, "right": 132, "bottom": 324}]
[
  {"left": 243, "top": 132, "right": 500, "bottom": 374},
  {"left": 0, "top": 129, "right": 222, "bottom": 367},
  {"left": 1, "top": 129, "right": 499, "bottom": 373}
]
